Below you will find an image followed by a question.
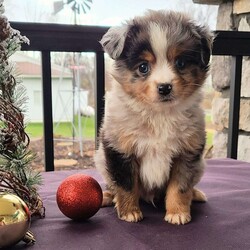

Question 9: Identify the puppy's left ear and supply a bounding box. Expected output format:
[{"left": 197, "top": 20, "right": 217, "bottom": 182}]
[
  {"left": 196, "top": 26, "right": 214, "bottom": 69},
  {"left": 100, "top": 25, "right": 129, "bottom": 60}
]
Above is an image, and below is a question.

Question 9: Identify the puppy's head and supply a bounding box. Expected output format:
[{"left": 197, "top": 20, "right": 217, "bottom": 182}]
[{"left": 101, "top": 10, "right": 213, "bottom": 105}]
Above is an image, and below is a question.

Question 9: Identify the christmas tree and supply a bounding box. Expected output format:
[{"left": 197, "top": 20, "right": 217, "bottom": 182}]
[{"left": 0, "top": 0, "right": 44, "bottom": 217}]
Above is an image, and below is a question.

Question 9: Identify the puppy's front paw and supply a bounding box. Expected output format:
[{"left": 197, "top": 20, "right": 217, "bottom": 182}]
[
  {"left": 119, "top": 209, "right": 143, "bottom": 223},
  {"left": 164, "top": 212, "right": 191, "bottom": 225}
]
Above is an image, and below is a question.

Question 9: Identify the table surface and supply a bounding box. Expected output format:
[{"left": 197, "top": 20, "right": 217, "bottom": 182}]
[{"left": 11, "top": 158, "right": 250, "bottom": 250}]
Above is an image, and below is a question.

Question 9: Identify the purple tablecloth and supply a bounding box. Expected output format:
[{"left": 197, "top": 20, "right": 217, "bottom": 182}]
[{"left": 12, "top": 158, "right": 250, "bottom": 250}]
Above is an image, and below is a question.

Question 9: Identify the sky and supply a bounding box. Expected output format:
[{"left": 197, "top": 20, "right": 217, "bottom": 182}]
[{"left": 4, "top": 0, "right": 218, "bottom": 29}]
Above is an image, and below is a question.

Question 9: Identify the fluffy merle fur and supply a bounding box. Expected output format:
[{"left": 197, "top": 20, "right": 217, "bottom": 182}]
[{"left": 94, "top": 10, "right": 213, "bottom": 225}]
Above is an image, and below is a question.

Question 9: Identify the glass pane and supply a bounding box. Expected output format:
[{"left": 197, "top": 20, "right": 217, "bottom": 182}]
[
  {"left": 51, "top": 51, "right": 95, "bottom": 170},
  {"left": 11, "top": 51, "right": 45, "bottom": 172}
]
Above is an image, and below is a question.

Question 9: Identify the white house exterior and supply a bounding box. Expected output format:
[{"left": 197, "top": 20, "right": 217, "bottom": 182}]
[{"left": 11, "top": 52, "right": 89, "bottom": 123}]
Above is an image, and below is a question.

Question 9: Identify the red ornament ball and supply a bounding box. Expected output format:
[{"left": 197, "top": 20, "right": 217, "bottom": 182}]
[{"left": 56, "top": 174, "right": 103, "bottom": 220}]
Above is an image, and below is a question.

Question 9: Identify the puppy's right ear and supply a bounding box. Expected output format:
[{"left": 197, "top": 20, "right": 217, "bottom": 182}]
[{"left": 100, "top": 25, "right": 129, "bottom": 60}]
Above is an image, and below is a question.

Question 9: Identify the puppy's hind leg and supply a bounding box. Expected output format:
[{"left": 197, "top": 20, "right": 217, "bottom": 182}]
[
  {"left": 192, "top": 188, "right": 207, "bottom": 202},
  {"left": 102, "top": 190, "right": 114, "bottom": 207}
]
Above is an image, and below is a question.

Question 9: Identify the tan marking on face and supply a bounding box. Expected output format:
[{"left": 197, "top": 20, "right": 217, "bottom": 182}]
[
  {"left": 140, "top": 51, "right": 156, "bottom": 64},
  {"left": 167, "top": 39, "right": 195, "bottom": 62},
  {"left": 167, "top": 45, "right": 184, "bottom": 62},
  {"left": 171, "top": 67, "right": 207, "bottom": 101},
  {"left": 121, "top": 76, "right": 158, "bottom": 104}
]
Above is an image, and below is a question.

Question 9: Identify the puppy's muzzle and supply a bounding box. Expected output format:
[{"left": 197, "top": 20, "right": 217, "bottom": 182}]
[{"left": 157, "top": 83, "right": 172, "bottom": 96}]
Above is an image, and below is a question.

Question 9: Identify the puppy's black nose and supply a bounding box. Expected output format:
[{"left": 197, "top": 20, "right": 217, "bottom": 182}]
[{"left": 157, "top": 83, "right": 172, "bottom": 96}]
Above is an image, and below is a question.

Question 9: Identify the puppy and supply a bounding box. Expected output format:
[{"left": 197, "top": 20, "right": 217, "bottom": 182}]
[{"left": 95, "top": 10, "right": 213, "bottom": 225}]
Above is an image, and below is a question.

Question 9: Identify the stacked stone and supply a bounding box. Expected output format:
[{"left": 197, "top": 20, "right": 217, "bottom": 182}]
[
  {"left": 212, "top": 0, "right": 250, "bottom": 160},
  {"left": 194, "top": 0, "right": 250, "bottom": 161}
]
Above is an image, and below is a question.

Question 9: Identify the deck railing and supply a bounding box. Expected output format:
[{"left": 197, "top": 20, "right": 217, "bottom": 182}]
[{"left": 10, "top": 22, "right": 250, "bottom": 171}]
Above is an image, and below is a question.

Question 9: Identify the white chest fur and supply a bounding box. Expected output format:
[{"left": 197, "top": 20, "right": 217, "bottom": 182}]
[
  {"left": 139, "top": 147, "right": 172, "bottom": 190},
  {"left": 136, "top": 116, "right": 183, "bottom": 191}
]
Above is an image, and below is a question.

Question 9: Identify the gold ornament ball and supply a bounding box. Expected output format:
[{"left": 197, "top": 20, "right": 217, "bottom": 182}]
[{"left": 0, "top": 193, "right": 31, "bottom": 248}]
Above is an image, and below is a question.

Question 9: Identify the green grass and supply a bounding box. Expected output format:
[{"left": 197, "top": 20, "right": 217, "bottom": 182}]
[
  {"left": 206, "top": 130, "right": 214, "bottom": 147},
  {"left": 205, "top": 113, "right": 212, "bottom": 123},
  {"left": 25, "top": 116, "right": 95, "bottom": 139},
  {"left": 205, "top": 113, "right": 214, "bottom": 148},
  {"left": 25, "top": 122, "right": 43, "bottom": 138}
]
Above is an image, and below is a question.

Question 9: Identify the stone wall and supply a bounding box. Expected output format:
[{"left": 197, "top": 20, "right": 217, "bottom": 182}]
[{"left": 194, "top": 0, "right": 250, "bottom": 161}]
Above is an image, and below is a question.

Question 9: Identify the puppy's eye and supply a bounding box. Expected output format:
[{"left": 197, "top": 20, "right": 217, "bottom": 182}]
[
  {"left": 138, "top": 62, "right": 150, "bottom": 75},
  {"left": 175, "top": 58, "right": 186, "bottom": 70}
]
